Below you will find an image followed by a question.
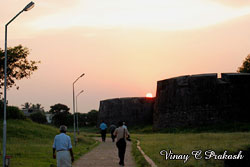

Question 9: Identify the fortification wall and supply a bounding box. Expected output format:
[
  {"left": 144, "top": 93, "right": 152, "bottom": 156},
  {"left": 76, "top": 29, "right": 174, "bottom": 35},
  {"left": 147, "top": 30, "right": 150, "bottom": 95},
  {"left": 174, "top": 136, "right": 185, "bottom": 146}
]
[
  {"left": 153, "top": 73, "right": 250, "bottom": 130},
  {"left": 98, "top": 97, "right": 155, "bottom": 127}
]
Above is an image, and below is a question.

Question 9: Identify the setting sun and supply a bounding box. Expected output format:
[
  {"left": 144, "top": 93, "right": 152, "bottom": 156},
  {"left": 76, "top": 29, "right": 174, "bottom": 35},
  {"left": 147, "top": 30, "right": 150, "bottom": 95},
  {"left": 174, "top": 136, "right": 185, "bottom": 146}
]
[
  {"left": 146, "top": 93, "right": 153, "bottom": 98},
  {"left": 2, "top": 0, "right": 250, "bottom": 119}
]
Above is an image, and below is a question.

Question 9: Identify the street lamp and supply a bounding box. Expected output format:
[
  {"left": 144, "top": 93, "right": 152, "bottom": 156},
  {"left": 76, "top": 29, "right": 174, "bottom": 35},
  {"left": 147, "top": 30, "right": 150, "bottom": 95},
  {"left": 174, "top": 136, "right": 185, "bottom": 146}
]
[
  {"left": 73, "top": 73, "right": 85, "bottom": 146},
  {"left": 76, "top": 90, "right": 84, "bottom": 134},
  {"left": 3, "top": 2, "right": 35, "bottom": 167}
]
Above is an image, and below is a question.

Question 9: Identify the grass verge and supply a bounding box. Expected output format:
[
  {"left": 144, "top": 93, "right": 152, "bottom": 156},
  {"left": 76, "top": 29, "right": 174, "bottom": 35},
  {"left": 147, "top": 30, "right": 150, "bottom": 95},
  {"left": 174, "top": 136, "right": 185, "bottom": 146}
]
[
  {"left": 131, "top": 139, "right": 151, "bottom": 167},
  {"left": 132, "top": 132, "right": 250, "bottom": 167},
  {"left": 129, "top": 122, "right": 250, "bottom": 134},
  {"left": 0, "top": 119, "right": 98, "bottom": 167}
]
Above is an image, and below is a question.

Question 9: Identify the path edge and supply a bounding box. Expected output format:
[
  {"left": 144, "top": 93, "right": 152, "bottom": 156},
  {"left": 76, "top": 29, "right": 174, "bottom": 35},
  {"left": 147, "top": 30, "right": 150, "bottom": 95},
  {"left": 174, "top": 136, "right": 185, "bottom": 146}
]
[{"left": 136, "top": 140, "right": 158, "bottom": 167}]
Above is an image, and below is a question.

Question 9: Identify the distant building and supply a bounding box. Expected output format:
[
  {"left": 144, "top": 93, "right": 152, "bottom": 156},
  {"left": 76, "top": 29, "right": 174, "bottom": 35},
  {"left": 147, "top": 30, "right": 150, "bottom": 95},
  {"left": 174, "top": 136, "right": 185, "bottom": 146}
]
[
  {"left": 22, "top": 108, "right": 53, "bottom": 124},
  {"left": 45, "top": 113, "right": 53, "bottom": 124},
  {"left": 22, "top": 108, "right": 33, "bottom": 117}
]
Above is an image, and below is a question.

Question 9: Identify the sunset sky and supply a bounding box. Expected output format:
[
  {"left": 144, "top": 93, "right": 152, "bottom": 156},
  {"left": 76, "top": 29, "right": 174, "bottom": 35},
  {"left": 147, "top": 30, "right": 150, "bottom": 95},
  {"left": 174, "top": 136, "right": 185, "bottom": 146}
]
[{"left": 1, "top": 0, "right": 250, "bottom": 113}]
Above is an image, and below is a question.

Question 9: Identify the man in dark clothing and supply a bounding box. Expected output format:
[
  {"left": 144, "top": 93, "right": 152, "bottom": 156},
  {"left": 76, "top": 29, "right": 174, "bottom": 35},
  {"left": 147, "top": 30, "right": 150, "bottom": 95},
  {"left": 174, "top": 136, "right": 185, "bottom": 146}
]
[
  {"left": 113, "top": 121, "right": 129, "bottom": 166},
  {"left": 109, "top": 123, "right": 117, "bottom": 142}
]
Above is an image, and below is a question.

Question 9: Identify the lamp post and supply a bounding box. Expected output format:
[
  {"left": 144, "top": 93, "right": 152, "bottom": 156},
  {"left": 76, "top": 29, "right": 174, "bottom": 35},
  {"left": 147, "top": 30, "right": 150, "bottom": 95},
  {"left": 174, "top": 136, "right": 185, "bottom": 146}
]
[
  {"left": 3, "top": 2, "right": 35, "bottom": 167},
  {"left": 76, "top": 90, "right": 84, "bottom": 134},
  {"left": 73, "top": 73, "right": 84, "bottom": 146}
]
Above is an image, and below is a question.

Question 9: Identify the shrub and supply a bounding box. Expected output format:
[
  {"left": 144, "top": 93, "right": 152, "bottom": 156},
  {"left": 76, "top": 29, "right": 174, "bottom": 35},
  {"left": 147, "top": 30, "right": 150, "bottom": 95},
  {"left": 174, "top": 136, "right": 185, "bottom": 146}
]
[
  {"left": 30, "top": 112, "right": 47, "bottom": 124},
  {"left": 7, "top": 106, "right": 26, "bottom": 120},
  {"left": 0, "top": 103, "right": 25, "bottom": 120}
]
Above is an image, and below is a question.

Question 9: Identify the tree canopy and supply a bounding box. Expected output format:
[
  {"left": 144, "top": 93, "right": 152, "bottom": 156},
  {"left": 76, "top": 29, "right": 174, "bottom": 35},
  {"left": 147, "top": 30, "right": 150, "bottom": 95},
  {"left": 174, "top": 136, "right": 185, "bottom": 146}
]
[
  {"left": 50, "top": 103, "right": 72, "bottom": 127},
  {"left": 238, "top": 54, "right": 250, "bottom": 73},
  {"left": 22, "top": 102, "right": 45, "bottom": 113},
  {"left": 52, "top": 111, "right": 73, "bottom": 127},
  {"left": 0, "top": 45, "right": 40, "bottom": 90},
  {"left": 86, "top": 110, "right": 98, "bottom": 126},
  {"left": 49, "top": 103, "right": 70, "bottom": 114},
  {"left": 22, "top": 102, "right": 32, "bottom": 110}
]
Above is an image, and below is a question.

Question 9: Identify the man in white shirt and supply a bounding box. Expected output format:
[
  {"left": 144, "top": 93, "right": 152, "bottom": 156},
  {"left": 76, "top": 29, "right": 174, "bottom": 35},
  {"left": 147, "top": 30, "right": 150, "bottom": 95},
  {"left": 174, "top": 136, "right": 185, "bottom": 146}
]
[{"left": 53, "top": 125, "right": 74, "bottom": 167}]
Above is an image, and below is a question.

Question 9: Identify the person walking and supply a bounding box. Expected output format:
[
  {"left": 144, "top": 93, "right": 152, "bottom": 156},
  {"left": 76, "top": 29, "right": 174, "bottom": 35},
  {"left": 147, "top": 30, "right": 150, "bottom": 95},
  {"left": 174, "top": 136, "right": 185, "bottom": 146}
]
[
  {"left": 114, "top": 121, "right": 130, "bottom": 166},
  {"left": 99, "top": 121, "right": 107, "bottom": 142},
  {"left": 109, "top": 123, "right": 117, "bottom": 142},
  {"left": 53, "top": 125, "right": 74, "bottom": 167},
  {"left": 122, "top": 122, "right": 131, "bottom": 141},
  {"left": 122, "top": 122, "right": 127, "bottom": 129}
]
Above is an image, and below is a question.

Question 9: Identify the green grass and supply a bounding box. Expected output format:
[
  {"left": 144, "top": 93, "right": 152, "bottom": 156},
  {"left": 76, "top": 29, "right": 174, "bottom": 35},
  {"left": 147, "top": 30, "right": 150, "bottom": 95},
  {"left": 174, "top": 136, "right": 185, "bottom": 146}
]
[
  {"left": 79, "top": 126, "right": 99, "bottom": 133},
  {"left": 129, "top": 125, "right": 154, "bottom": 134},
  {"left": 0, "top": 119, "right": 98, "bottom": 167},
  {"left": 129, "top": 122, "right": 250, "bottom": 134},
  {"left": 132, "top": 132, "right": 250, "bottom": 167},
  {"left": 68, "top": 126, "right": 99, "bottom": 134},
  {"left": 131, "top": 140, "right": 151, "bottom": 167},
  {"left": 158, "top": 122, "right": 250, "bottom": 133}
]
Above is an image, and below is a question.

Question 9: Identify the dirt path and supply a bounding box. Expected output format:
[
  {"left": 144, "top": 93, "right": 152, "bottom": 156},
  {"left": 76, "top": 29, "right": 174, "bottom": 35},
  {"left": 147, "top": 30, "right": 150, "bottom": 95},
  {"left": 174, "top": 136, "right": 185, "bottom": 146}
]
[{"left": 73, "top": 137, "right": 136, "bottom": 167}]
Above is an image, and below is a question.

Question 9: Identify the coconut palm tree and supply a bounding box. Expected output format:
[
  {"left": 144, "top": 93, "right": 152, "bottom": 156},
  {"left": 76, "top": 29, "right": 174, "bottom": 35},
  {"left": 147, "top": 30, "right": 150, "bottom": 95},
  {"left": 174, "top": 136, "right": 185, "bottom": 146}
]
[{"left": 22, "top": 102, "right": 32, "bottom": 110}]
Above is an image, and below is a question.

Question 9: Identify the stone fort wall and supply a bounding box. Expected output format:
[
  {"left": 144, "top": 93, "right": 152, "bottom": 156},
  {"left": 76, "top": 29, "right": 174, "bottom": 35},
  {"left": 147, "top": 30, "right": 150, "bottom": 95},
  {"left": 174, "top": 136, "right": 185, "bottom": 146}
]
[
  {"left": 98, "top": 97, "right": 154, "bottom": 127},
  {"left": 98, "top": 73, "right": 250, "bottom": 129},
  {"left": 154, "top": 73, "right": 250, "bottom": 130}
]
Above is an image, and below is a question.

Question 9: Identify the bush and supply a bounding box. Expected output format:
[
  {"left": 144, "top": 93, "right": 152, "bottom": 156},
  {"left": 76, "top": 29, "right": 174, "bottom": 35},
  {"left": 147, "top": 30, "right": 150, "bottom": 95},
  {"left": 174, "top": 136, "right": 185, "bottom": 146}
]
[
  {"left": 30, "top": 112, "right": 47, "bottom": 124},
  {"left": 7, "top": 106, "right": 26, "bottom": 120},
  {"left": 52, "top": 112, "right": 73, "bottom": 127},
  {"left": 0, "top": 102, "right": 25, "bottom": 120}
]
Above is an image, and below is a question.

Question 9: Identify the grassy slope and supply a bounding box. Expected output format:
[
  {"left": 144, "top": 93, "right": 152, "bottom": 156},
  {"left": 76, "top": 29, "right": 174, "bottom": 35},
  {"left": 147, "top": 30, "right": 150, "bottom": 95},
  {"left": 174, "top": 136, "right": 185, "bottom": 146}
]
[
  {"left": 0, "top": 119, "right": 98, "bottom": 167},
  {"left": 133, "top": 132, "right": 250, "bottom": 167}
]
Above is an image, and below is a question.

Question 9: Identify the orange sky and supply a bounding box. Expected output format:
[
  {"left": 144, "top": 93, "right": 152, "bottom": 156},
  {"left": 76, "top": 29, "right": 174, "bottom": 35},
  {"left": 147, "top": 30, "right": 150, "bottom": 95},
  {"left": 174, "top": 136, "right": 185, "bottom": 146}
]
[{"left": 1, "top": 0, "right": 250, "bottom": 113}]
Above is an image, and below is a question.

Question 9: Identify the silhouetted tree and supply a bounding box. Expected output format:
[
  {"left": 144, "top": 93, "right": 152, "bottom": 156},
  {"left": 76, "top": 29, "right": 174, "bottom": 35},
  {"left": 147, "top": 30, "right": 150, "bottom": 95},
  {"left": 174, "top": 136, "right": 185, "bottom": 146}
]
[
  {"left": 86, "top": 110, "right": 98, "bottom": 126},
  {"left": 238, "top": 54, "right": 250, "bottom": 73},
  {"left": 49, "top": 103, "right": 70, "bottom": 114},
  {"left": 50, "top": 103, "right": 72, "bottom": 127},
  {"left": 0, "top": 45, "right": 40, "bottom": 91},
  {"left": 75, "top": 110, "right": 98, "bottom": 127},
  {"left": 31, "top": 103, "right": 45, "bottom": 113},
  {"left": 22, "top": 102, "right": 45, "bottom": 113},
  {"left": 22, "top": 102, "right": 32, "bottom": 110},
  {"left": 52, "top": 111, "right": 73, "bottom": 127},
  {"left": 78, "top": 113, "right": 87, "bottom": 127}
]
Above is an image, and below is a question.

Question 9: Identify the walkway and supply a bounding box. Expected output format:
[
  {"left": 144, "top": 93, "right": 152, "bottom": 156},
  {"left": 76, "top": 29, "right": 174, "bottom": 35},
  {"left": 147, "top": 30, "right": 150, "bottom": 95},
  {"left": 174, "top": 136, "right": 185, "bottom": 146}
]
[{"left": 73, "top": 137, "right": 136, "bottom": 167}]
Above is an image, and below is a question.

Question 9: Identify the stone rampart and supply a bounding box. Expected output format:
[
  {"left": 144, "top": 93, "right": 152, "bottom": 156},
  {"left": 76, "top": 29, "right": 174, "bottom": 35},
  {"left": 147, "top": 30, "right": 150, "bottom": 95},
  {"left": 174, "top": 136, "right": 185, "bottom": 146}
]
[
  {"left": 153, "top": 73, "right": 250, "bottom": 130},
  {"left": 98, "top": 97, "right": 155, "bottom": 127}
]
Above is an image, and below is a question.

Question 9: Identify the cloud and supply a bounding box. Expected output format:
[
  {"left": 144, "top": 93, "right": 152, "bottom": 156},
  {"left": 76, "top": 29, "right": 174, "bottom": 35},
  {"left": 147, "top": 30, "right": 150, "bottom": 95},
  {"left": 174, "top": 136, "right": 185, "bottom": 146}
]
[
  {"left": 28, "top": 0, "right": 250, "bottom": 32},
  {"left": 212, "top": 0, "right": 250, "bottom": 8}
]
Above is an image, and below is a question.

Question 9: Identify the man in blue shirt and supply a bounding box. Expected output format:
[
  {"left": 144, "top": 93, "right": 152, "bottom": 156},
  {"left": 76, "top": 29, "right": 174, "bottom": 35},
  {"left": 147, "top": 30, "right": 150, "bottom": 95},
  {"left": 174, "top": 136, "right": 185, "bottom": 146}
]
[
  {"left": 99, "top": 121, "right": 107, "bottom": 142},
  {"left": 53, "top": 125, "right": 74, "bottom": 167}
]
